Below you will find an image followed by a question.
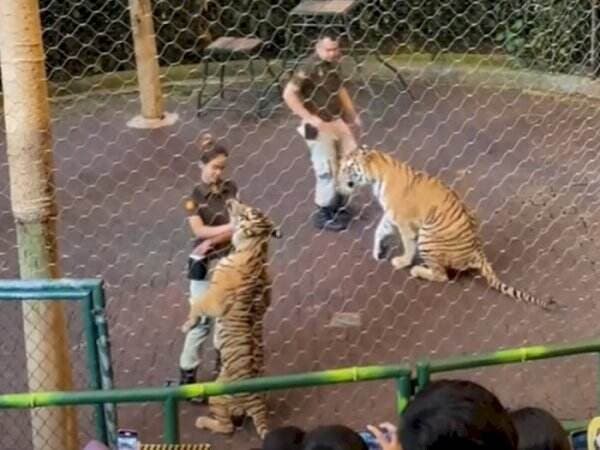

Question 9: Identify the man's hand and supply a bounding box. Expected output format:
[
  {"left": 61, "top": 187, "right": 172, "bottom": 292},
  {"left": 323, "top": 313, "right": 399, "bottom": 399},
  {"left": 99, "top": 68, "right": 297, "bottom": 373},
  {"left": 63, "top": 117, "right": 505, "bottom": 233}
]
[{"left": 366, "top": 423, "right": 401, "bottom": 450}]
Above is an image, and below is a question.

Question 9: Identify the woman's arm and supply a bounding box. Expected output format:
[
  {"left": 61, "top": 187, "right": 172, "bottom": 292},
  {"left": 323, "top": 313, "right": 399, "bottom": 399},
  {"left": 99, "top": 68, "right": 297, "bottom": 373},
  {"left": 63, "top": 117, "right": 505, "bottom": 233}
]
[
  {"left": 188, "top": 215, "right": 232, "bottom": 240},
  {"left": 206, "top": 230, "right": 233, "bottom": 247}
]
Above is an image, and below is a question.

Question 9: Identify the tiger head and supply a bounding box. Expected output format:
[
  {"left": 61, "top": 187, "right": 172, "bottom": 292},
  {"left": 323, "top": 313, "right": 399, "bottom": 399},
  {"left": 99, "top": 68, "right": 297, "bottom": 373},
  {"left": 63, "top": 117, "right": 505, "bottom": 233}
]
[
  {"left": 226, "top": 199, "right": 281, "bottom": 248},
  {"left": 339, "top": 145, "right": 372, "bottom": 191}
]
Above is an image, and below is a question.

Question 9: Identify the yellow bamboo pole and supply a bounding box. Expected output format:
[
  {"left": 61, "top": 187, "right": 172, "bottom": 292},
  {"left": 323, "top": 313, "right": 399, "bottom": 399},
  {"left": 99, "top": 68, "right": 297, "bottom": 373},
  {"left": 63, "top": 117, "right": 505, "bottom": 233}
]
[{"left": 0, "top": 1, "right": 78, "bottom": 449}]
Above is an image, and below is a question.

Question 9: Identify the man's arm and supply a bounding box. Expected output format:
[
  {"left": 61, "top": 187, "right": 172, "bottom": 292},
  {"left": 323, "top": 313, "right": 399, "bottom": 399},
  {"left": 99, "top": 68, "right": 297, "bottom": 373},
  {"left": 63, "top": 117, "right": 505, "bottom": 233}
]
[
  {"left": 283, "top": 80, "right": 322, "bottom": 128},
  {"left": 339, "top": 87, "right": 360, "bottom": 125}
]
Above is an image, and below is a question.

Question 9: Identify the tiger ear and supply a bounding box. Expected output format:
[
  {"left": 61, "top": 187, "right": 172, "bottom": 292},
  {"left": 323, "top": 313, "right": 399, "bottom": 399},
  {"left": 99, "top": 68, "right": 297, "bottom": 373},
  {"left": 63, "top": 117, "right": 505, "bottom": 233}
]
[{"left": 271, "top": 228, "right": 282, "bottom": 238}]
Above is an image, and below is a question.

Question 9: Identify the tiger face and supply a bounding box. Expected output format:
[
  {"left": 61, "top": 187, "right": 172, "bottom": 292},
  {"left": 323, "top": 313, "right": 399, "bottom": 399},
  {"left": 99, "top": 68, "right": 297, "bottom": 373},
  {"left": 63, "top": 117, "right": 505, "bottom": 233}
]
[
  {"left": 226, "top": 199, "right": 281, "bottom": 246},
  {"left": 339, "top": 145, "right": 371, "bottom": 191}
]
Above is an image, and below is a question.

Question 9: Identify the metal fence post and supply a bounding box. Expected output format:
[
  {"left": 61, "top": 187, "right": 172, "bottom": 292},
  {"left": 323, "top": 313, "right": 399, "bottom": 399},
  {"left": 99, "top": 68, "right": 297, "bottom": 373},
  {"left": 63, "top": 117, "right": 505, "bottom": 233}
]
[
  {"left": 395, "top": 375, "right": 412, "bottom": 415},
  {"left": 163, "top": 396, "right": 180, "bottom": 444},
  {"left": 91, "top": 282, "right": 118, "bottom": 447},
  {"left": 415, "top": 362, "right": 431, "bottom": 392},
  {"left": 82, "top": 293, "right": 108, "bottom": 444}
]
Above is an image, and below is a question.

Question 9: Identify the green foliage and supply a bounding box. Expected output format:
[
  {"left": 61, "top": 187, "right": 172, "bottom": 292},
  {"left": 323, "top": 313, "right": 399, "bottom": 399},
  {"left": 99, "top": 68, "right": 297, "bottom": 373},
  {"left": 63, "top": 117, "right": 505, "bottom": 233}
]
[
  {"left": 493, "top": 0, "right": 592, "bottom": 72},
  {"left": 38, "top": 0, "right": 596, "bottom": 81}
]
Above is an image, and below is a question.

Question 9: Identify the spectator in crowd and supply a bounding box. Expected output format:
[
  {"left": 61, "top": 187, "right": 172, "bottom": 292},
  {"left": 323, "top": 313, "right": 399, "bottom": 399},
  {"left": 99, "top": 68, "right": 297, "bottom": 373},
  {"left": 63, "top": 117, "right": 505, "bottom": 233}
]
[
  {"left": 368, "top": 379, "right": 518, "bottom": 450},
  {"left": 258, "top": 426, "right": 306, "bottom": 450},
  {"left": 510, "top": 407, "right": 571, "bottom": 450},
  {"left": 303, "top": 424, "right": 367, "bottom": 450}
]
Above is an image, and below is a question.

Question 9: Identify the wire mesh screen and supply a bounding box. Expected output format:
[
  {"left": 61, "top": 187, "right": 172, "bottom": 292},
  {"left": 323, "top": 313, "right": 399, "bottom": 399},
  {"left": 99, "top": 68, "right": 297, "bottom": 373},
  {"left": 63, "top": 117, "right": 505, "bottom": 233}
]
[
  {"left": 0, "top": 299, "right": 97, "bottom": 448},
  {"left": 1, "top": 0, "right": 600, "bottom": 448}
]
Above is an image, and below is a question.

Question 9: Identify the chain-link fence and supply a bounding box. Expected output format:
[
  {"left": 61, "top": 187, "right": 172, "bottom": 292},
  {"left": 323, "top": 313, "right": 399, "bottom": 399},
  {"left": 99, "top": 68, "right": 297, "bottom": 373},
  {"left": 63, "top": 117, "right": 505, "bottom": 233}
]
[
  {"left": 2, "top": 0, "right": 600, "bottom": 448},
  {"left": 0, "top": 300, "right": 85, "bottom": 450}
]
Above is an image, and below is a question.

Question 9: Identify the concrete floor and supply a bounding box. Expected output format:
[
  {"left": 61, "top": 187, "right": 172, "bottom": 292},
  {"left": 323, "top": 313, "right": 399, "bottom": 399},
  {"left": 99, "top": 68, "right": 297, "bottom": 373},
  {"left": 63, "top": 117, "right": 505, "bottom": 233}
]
[{"left": 1, "top": 74, "right": 600, "bottom": 449}]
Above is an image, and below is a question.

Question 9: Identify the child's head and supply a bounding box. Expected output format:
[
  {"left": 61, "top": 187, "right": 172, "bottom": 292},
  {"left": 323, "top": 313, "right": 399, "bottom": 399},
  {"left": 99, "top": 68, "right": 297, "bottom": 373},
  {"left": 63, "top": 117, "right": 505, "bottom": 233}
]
[
  {"left": 197, "top": 133, "right": 228, "bottom": 185},
  {"left": 303, "top": 425, "right": 367, "bottom": 450},
  {"left": 261, "top": 426, "right": 305, "bottom": 450},
  {"left": 510, "top": 407, "right": 570, "bottom": 450},
  {"left": 400, "top": 379, "right": 518, "bottom": 450}
]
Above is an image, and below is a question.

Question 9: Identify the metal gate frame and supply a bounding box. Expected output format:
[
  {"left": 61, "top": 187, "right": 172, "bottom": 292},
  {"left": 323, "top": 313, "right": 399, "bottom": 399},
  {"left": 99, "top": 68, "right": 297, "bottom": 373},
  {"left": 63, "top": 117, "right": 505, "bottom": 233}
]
[{"left": 0, "top": 279, "right": 117, "bottom": 446}]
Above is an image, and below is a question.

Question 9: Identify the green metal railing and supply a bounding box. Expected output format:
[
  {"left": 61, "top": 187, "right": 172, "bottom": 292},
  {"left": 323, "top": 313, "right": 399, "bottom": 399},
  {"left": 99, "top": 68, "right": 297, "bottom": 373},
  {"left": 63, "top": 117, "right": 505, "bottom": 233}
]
[
  {"left": 1, "top": 278, "right": 599, "bottom": 445},
  {"left": 0, "top": 279, "right": 117, "bottom": 445},
  {"left": 1, "top": 337, "right": 600, "bottom": 443},
  {"left": 0, "top": 364, "right": 412, "bottom": 444}
]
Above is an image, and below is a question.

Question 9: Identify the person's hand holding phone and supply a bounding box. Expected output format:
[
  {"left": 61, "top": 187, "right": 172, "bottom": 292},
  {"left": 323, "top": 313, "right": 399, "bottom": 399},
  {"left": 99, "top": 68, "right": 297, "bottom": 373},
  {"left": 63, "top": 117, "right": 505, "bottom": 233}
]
[{"left": 366, "top": 422, "right": 401, "bottom": 450}]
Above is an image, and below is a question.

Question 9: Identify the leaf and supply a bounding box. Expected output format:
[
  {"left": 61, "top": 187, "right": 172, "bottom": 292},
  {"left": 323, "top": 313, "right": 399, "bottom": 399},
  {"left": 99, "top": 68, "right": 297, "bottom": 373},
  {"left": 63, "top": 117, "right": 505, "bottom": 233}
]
[
  {"left": 511, "top": 19, "right": 524, "bottom": 31},
  {"left": 513, "top": 37, "right": 526, "bottom": 50}
]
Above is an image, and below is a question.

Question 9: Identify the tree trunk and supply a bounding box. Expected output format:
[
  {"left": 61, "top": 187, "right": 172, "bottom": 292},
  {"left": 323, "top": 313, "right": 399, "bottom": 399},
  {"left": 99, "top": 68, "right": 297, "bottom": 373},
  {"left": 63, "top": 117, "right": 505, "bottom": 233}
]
[
  {"left": 129, "top": 0, "right": 165, "bottom": 119},
  {"left": 0, "top": 1, "right": 78, "bottom": 449}
]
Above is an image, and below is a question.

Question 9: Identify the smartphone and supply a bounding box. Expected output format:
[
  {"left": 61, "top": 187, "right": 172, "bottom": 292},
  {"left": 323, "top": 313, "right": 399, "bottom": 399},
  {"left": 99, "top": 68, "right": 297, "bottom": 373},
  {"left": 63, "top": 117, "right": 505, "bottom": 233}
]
[
  {"left": 304, "top": 123, "right": 319, "bottom": 140},
  {"left": 359, "top": 431, "right": 383, "bottom": 450},
  {"left": 117, "top": 429, "right": 140, "bottom": 450}
]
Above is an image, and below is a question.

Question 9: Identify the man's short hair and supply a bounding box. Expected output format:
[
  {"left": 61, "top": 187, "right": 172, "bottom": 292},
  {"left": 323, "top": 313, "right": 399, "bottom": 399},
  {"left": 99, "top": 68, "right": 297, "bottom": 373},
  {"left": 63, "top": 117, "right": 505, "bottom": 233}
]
[
  {"left": 317, "top": 28, "right": 340, "bottom": 43},
  {"left": 303, "top": 425, "right": 367, "bottom": 450},
  {"left": 400, "top": 380, "right": 518, "bottom": 450}
]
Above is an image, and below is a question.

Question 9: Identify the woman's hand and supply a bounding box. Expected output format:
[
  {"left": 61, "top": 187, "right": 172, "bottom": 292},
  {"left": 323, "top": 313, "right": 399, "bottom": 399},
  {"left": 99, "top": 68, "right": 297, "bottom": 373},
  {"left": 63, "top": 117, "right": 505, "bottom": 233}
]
[
  {"left": 307, "top": 115, "right": 324, "bottom": 130},
  {"left": 193, "top": 240, "right": 213, "bottom": 257}
]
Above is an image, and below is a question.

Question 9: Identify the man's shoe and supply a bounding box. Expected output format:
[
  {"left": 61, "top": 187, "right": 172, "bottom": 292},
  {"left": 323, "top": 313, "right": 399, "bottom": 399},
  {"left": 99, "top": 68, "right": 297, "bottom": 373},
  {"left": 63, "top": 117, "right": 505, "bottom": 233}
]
[
  {"left": 313, "top": 207, "right": 347, "bottom": 231},
  {"left": 176, "top": 368, "right": 207, "bottom": 405},
  {"left": 332, "top": 207, "right": 352, "bottom": 225}
]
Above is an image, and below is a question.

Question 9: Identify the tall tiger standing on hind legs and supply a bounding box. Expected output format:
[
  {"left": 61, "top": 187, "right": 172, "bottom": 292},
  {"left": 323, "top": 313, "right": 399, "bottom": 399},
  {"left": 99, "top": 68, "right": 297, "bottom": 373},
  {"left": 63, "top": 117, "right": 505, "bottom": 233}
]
[
  {"left": 181, "top": 198, "right": 281, "bottom": 439},
  {"left": 339, "top": 146, "right": 559, "bottom": 310}
]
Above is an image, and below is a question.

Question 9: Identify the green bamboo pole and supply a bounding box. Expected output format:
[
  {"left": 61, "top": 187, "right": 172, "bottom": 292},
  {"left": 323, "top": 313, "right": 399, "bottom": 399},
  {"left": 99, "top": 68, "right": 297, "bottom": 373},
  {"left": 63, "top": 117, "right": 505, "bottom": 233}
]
[
  {"left": 426, "top": 340, "right": 600, "bottom": 373},
  {"left": 0, "top": 365, "right": 410, "bottom": 408}
]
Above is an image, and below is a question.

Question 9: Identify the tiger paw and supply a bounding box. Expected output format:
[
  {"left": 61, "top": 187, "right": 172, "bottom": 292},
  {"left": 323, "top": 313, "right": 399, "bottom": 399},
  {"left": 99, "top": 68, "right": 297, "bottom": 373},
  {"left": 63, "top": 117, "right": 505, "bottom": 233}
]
[
  {"left": 391, "top": 255, "right": 411, "bottom": 269},
  {"left": 195, "top": 416, "right": 234, "bottom": 434},
  {"left": 258, "top": 428, "right": 269, "bottom": 440},
  {"left": 410, "top": 265, "right": 448, "bottom": 282},
  {"left": 195, "top": 416, "right": 211, "bottom": 430}
]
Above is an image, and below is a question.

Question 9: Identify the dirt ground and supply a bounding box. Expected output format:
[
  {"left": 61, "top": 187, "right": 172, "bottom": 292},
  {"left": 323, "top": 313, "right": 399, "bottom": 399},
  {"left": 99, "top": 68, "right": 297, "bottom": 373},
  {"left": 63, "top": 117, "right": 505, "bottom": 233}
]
[{"left": 2, "top": 73, "right": 600, "bottom": 449}]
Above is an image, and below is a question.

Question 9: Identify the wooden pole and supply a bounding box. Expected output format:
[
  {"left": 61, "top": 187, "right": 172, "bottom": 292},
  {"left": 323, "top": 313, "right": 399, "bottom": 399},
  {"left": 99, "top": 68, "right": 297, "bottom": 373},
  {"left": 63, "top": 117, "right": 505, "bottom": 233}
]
[
  {"left": 592, "top": 0, "right": 598, "bottom": 77},
  {"left": 129, "top": 0, "right": 165, "bottom": 119},
  {"left": 0, "top": 1, "right": 78, "bottom": 449}
]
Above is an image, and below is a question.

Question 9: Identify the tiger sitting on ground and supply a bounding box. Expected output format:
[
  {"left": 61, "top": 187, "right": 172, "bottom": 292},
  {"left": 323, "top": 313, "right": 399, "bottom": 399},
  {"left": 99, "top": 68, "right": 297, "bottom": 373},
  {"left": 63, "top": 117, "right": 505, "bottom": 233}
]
[
  {"left": 339, "top": 145, "right": 557, "bottom": 310},
  {"left": 181, "top": 198, "right": 281, "bottom": 439}
]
